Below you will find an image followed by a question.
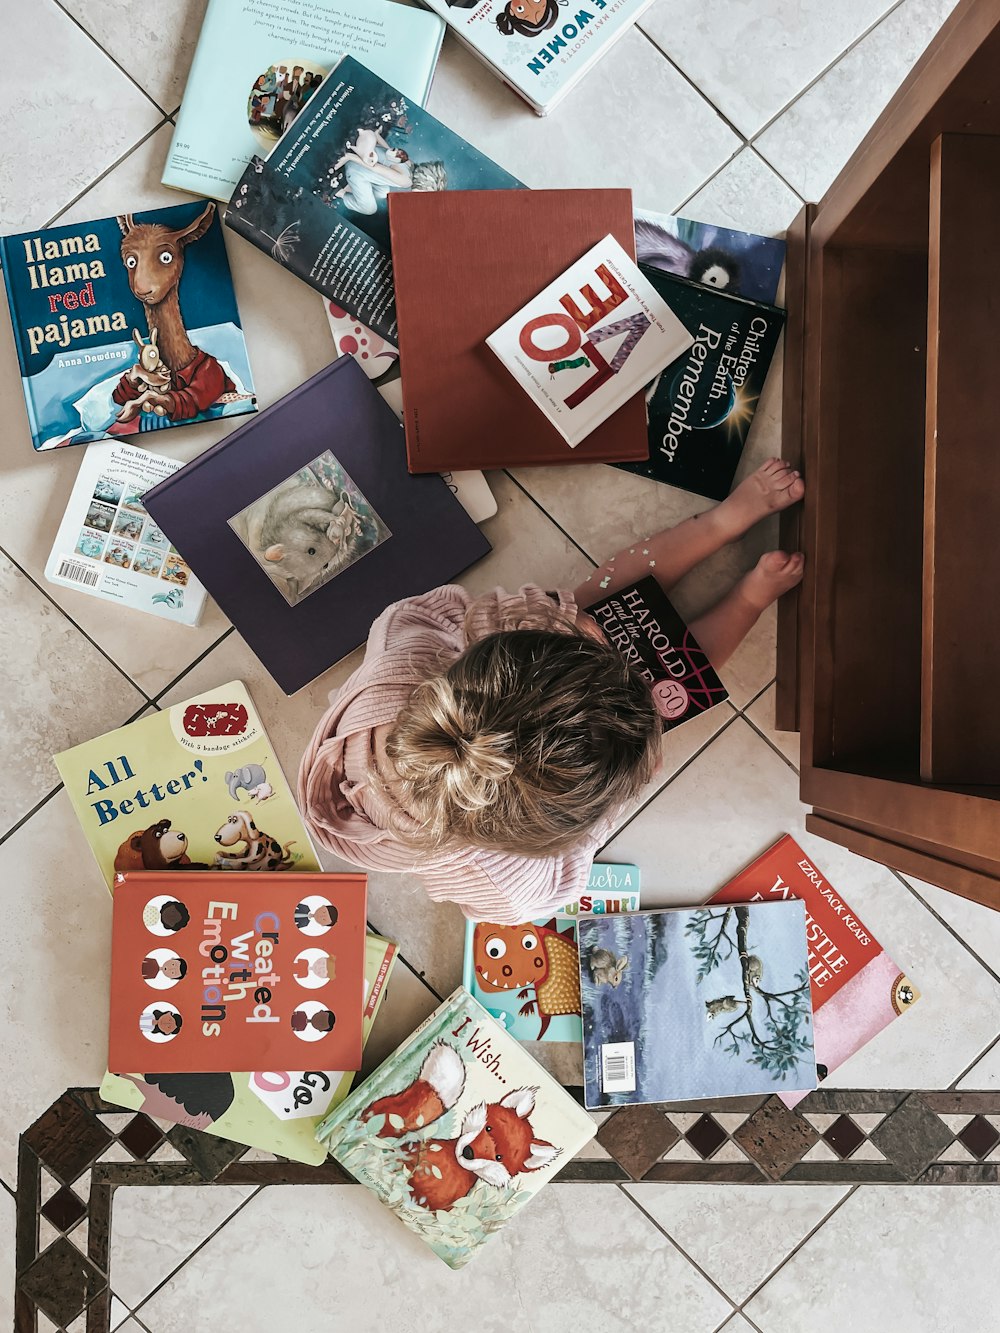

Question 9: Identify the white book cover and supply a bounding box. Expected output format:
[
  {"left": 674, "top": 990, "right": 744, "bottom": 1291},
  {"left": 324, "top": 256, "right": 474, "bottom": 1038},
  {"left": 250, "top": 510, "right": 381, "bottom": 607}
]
[
  {"left": 418, "top": 0, "right": 656, "bottom": 115},
  {"left": 45, "top": 441, "right": 208, "bottom": 626},
  {"left": 321, "top": 298, "right": 497, "bottom": 523},
  {"left": 486, "top": 234, "right": 693, "bottom": 448}
]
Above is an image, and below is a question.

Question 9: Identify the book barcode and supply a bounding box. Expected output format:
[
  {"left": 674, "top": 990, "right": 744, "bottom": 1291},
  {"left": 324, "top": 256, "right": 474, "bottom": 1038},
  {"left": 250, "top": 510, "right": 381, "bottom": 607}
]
[
  {"left": 56, "top": 558, "right": 100, "bottom": 588},
  {"left": 600, "top": 1041, "right": 636, "bottom": 1093}
]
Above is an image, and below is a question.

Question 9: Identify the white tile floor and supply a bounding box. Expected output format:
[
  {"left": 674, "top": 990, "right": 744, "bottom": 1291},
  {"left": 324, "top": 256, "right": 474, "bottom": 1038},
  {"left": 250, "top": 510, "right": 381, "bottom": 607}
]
[{"left": 3, "top": 0, "right": 995, "bottom": 1328}]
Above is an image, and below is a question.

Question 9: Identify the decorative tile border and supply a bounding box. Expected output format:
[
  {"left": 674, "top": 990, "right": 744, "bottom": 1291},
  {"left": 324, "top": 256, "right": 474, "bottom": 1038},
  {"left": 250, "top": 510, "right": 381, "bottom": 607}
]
[{"left": 13, "top": 1086, "right": 1000, "bottom": 1329}]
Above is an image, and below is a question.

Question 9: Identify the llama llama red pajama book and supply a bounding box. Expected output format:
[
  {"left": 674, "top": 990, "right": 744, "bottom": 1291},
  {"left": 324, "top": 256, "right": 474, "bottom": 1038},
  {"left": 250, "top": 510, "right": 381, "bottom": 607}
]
[
  {"left": 109, "top": 870, "right": 367, "bottom": 1074},
  {"left": 0, "top": 200, "right": 256, "bottom": 451},
  {"left": 709, "top": 835, "right": 920, "bottom": 1106},
  {"left": 316, "top": 987, "right": 595, "bottom": 1268}
]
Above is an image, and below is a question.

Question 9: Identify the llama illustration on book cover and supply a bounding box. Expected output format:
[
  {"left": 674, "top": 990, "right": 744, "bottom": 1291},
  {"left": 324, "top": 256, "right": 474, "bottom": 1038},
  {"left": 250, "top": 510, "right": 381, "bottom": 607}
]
[
  {"left": 317, "top": 988, "right": 595, "bottom": 1267},
  {"left": 0, "top": 201, "right": 256, "bottom": 451},
  {"left": 486, "top": 234, "right": 692, "bottom": 448},
  {"left": 710, "top": 835, "right": 919, "bottom": 1106},
  {"left": 579, "top": 903, "right": 816, "bottom": 1108}
]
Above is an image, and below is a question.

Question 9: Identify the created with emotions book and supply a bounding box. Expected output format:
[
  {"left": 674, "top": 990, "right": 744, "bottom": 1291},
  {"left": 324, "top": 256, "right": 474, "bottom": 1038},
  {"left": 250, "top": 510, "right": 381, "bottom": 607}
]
[
  {"left": 462, "top": 862, "right": 640, "bottom": 1042},
  {"left": 709, "top": 835, "right": 919, "bottom": 1107},
  {"left": 579, "top": 903, "right": 817, "bottom": 1109},
  {"left": 585, "top": 576, "right": 729, "bottom": 730},
  {"left": 486, "top": 233, "right": 692, "bottom": 448},
  {"left": 101, "top": 932, "right": 397, "bottom": 1166},
  {"left": 53, "top": 680, "right": 320, "bottom": 890},
  {"left": 0, "top": 201, "right": 256, "bottom": 451},
  {"left": 317, "top": 988, "right": 596, "bottom": 1268},
  {"left": 109, "top": 871, "right": 368, "bottom": 1074}
]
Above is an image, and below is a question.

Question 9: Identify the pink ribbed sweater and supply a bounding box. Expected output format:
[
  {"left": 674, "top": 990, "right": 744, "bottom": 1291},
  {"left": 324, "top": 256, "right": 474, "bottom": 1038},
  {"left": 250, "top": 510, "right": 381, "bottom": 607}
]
[{"left": 297, "top": 584, "right": 606, "bottom": 923}]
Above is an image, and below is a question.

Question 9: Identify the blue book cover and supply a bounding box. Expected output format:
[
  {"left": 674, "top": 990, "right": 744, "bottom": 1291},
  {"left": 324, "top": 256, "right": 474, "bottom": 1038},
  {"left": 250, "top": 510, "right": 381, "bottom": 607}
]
[
  {"left": 462, "top": 863, "right": 640, "bottom": 1043},
  {"left": 225, "top": 56, "right": 524, "bottom": 341},
  {"left": 579, "top": 902, "right": 816, "bottom": 1109},
  {"left": 634, "top": 208, "right": 786, "bottom": 306},
  {"left": 163, "top": 0, "right": 445, "bottom": 202},
  {"left": 0, "top": 201, "right": 256, "bottom": 452}
]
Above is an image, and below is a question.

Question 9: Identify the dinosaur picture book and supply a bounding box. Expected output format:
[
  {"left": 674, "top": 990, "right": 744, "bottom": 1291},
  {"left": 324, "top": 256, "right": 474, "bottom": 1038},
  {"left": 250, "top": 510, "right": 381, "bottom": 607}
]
[
  {"left": 225, "top": 56, "right": 524, "bottom": 343},
  {"left": 101, "top": 932, "right": 396, "bottom": 1165},
  {"left": 0, "top": 201, "right": 256, "bottom": 451},
  {"left": 584, "top": 576, "right": 729, "bottom": 730},
  {"left": 462, "top": 862, "right": 640, "bottom": 1043},
  {"left": 578, "top": 903, "right": 817, "bottom": 1109},
  {"left": 44, "top": 441, "right": 209, "bottom": 625},
  {"left": 162, "top": 0, "right": 445, "bottom": 202},
  {"left": 53, "top": 679, "right": 320, "bottom": 890},
  {"left": 109, "top": 870, "right": 367, "bottom": 1073},
  {"left": 709, "top": 835, "right": 919, "bottom": 1107},
  {"left": 316, "top": 987, "right": 596, "bottom": 1268}
]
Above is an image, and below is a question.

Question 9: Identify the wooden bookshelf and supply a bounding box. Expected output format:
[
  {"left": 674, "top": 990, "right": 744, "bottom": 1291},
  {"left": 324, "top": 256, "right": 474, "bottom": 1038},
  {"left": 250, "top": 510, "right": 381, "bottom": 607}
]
[{"left": 777, "top": 0, "right": 1000, "bottom": 910}]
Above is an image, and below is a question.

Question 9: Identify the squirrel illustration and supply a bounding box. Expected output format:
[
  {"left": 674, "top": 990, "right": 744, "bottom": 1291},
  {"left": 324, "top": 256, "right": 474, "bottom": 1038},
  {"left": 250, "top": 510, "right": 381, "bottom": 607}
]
[
  {"left": 705, "top": 995, "right": 741, "bottom": 1020},
  {"left": 359, "top": 1041, "right": 560, "bottom": 1212}
]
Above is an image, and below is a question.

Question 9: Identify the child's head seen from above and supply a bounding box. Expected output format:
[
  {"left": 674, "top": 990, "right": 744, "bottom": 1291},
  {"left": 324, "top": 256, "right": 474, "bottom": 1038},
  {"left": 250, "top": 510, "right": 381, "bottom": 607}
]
[{"left": 385, "top": 619, "right": 659, "bottom": 857}]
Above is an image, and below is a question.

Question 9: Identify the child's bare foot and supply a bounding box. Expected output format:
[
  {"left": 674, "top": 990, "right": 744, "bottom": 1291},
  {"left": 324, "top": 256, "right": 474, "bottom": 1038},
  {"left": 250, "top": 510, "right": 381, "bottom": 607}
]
[
  {"left": 712, "top": 459, "right": 805, "bottom": 541},
  {"left": 737, "top": 550, "right": 805, "bottom": 611}
]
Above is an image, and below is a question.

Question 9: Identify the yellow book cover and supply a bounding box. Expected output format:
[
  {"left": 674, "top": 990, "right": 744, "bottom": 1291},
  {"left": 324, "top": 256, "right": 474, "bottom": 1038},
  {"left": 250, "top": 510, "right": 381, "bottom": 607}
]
[{"left": 54, "top": 680, "right": 319, "bottom": 890}]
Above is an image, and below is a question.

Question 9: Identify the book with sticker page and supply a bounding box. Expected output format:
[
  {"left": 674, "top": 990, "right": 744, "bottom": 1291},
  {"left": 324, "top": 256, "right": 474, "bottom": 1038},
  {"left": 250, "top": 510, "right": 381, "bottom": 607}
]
[
  {"left": 579, "top": 903, "right": 816, "bottom": 1109},
  {"left": 53, "top": 679, "right": 320, "bottom": 890},
  {"left": 709, "top": 835, "right": 920, "bottom": 1107},
  {"left": 142, "top": 357, "right": 491, "bottom": 695},
  {"left": 462, "top": 862, "right": 640, "bottom": 1043},
  {"left": 100, "top": 932, "right": 396, "bottom": 1165},
  {"left": 486, "top": 234, "right": 692, "bottom": 448},
  {"left": 109, "top": 870, "right": 367, "bottom": 1073},
  {"left": 0, "top": 201, "right": 255, "bottom": 451},
  {"left": 162, "top": 0, "right": 444, "bottom": 201},
  {"left": 44, "top": 441, "right": 209, "bottom": 624},
  {"left": 316, "top": 987, "right": 595, "bottom": 1268}
]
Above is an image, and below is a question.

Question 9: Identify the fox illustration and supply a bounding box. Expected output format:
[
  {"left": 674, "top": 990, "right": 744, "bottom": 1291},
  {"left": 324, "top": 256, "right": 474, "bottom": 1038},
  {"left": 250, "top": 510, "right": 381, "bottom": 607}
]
[{"left": 360, "top": 1040, "right": 560, "bottom": 1212}]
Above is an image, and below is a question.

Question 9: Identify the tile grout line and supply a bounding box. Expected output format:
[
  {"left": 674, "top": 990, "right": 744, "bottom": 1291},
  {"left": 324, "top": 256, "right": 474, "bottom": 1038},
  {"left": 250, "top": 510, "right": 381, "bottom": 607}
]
[
  {"left": 635, "top": 26, "right": 749, "bottom": 150},
  {"left": 948, "top": 1030, "right": 1000, "bottom": 1091},
  {"left": 617, "top": 1181, "right": 739, "bottom": 1318},
  {"left": 740, "top": 708, "right": 799, "bottom": 776},
  {"left": 501, "top": 470, "right": 600, "bottom": 568},
  {"left": 43, "top": 117, "right": 172, "bottom": 229},
  {"left": 148, "top": 627, "right": 237, "bottom": 705},
  {"left": 0, "top": 543, "right": 154, "bottom": 703},
  {"left": 747, "top": 0, "right": 911, "bottom": 152},
  {"left": 597, "top": 704, "right": 741, "bottom": 855},
  {"left": 735, "top": 1183, "right": 861, "bottom": 1314},
  {"left": 130, "top": 1185, "right": 266, "bottom": 1322},
  {"left": 895, "top": 871, "right": 1000, "bottom": 989},
  {"left": 48, "top": 0, "right": 171, "bottom": 118}
]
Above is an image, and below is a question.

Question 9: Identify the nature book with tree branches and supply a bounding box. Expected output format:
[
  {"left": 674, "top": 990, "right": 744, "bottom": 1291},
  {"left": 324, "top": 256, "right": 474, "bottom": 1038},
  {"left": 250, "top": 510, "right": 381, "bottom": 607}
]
[{"left": 578, "top": 903, "right": 816, "bottom": 1108}]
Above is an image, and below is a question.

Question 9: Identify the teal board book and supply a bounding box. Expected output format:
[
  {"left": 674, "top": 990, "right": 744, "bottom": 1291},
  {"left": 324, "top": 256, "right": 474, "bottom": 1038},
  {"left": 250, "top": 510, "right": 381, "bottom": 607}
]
[
  {"left": 0, "top": 201, "right": 255, "bottom": 451},
  {"left": 462, "top": 862, "right": 640, "bottom": 1042}
]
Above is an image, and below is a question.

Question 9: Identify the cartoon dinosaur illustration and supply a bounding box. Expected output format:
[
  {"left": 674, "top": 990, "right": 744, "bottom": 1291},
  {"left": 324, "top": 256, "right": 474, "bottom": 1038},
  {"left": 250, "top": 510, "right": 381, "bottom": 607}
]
[
  {"left": 112, "top": 204, "right": 253, "bottom": 424},
  {"left": 472, "top": 919, "right": 580, "bottom": 1039},
  {"left": 360, "top": 1041, "right": 559, "bottom": 1212}
]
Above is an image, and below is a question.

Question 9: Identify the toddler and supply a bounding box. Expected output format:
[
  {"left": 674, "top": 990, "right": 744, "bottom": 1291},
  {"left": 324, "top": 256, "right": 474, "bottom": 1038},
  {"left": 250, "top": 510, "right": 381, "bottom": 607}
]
[{"left": 298, "top": 459, "right": 804, "bottom": 923}]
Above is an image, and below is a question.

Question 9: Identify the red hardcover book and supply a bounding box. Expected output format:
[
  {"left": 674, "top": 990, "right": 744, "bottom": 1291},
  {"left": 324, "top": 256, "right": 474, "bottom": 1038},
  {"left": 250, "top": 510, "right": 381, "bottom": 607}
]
[
  {"left": 109, "top": 871, "right": 367, "bottom": 1074},
  {"left": 388, "top": 188, "right": 651, "bottom": 472},
  {"left": 709, "top": 835, "right": 919, "bottom": 1106}
]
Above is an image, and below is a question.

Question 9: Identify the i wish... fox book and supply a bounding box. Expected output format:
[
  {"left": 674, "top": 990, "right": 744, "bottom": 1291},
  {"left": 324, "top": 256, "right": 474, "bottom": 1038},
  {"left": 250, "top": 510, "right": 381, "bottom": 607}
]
[
  {"left": 317, "top": 988, "right": 595, "bottom": 1268},
  {"left": 53, "top": 679, "right": 320, "bottom": 890},
  {"left": 0, "top": 201, "right": 255, "bottom": 451},
  {"left": 579, "top": 903, "right": 816, "bottom": 1109}
]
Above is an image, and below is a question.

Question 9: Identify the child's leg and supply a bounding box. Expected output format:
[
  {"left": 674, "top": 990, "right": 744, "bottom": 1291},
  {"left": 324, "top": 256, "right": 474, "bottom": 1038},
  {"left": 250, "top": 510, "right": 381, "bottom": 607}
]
[
  {"left": 689, "top": 551, "right": 804, "bottom": 667},
  {"left": 576, "top": 459, "right": 804, "bottom": 602}
]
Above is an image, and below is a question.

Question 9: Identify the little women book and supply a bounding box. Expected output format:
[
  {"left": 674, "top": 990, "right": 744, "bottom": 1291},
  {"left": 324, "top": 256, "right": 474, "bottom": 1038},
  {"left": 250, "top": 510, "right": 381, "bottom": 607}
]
[{"left": 316, "top": 988, "right": 595, "bottom": 1268}]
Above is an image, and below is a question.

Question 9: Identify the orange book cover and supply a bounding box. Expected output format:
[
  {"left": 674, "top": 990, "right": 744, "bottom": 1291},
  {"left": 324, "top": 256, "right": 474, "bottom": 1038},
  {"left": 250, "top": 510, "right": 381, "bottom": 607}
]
[{"left": 109, "top": 870, "right": 367, "bottom": 1074}]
